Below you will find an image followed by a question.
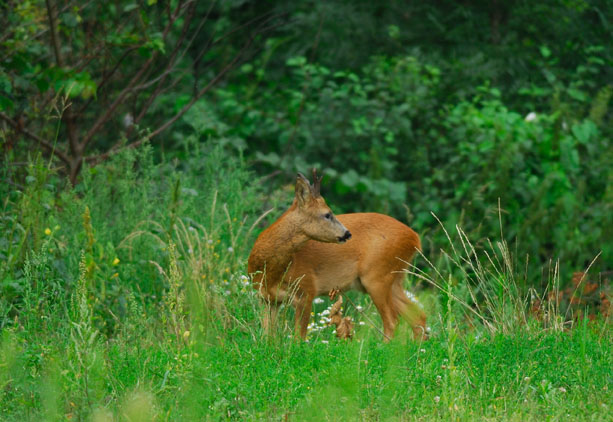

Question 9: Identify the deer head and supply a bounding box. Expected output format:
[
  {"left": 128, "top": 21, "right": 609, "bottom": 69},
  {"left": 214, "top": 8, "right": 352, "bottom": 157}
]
[{"left": 293, "top": 170, "right": 351, "bottom": 244}]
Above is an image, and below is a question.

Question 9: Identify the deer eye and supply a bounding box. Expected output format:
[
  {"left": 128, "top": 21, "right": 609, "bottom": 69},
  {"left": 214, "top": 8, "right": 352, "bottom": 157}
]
[{"left": 324, "top": 212, "right": 332, "bottom": 220}]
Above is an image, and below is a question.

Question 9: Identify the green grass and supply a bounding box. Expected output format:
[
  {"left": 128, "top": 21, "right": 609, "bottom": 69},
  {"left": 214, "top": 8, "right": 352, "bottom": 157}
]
[
  {"left": 1, "top": 303, "right": 611, "bottom": 421},
  {"left": 1, "top": 149, "right": 611, "bottom": 421}
]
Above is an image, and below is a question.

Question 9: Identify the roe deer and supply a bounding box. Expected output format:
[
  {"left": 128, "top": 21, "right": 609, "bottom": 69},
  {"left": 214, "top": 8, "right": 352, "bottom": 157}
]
[{"left": 248, "top": 171, "right": 426, "bottom": 341}]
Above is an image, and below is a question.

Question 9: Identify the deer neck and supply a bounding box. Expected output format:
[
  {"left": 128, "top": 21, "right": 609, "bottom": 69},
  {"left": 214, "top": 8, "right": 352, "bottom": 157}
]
[{"left": 248, "top": 207, "right": 310, "bottom": 289}]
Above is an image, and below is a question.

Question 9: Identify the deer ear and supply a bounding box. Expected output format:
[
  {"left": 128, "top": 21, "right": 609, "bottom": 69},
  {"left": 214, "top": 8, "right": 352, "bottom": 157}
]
[{"left": 295, "top": 173, "right": 312, "bottom": 206}]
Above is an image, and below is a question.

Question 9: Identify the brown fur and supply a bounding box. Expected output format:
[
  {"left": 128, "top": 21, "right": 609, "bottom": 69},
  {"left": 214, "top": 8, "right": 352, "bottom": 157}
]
[{"left": 247, "top": 175, "right": 426, "bottom": 341}]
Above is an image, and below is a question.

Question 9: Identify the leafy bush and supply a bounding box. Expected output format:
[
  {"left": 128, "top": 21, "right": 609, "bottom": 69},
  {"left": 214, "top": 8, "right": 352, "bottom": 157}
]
[
  {"left": 215, "top": 54, "right": 441, "bottom": 215},
  {"left": 210, "top": 51, "right": 611, "bottom": 283}
]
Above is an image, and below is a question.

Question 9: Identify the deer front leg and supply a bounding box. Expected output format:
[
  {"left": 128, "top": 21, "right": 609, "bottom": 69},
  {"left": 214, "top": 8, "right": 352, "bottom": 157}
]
[{"left": 294, "top": 296, "right": 313, "bottom": 340}]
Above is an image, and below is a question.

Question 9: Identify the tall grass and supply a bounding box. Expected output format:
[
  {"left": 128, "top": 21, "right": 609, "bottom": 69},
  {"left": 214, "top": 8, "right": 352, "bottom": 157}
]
[
  {"left": 0, "top": 147, "right": 611, "bottom": 421},
  {"left": 407, "top": 211, "right": 607, "bottom": 337}
]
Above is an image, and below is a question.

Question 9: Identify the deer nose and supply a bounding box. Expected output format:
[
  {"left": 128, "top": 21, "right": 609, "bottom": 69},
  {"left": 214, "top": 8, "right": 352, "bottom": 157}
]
[{"left": 338, "top": 230, "right": 352, "bottom": 243}]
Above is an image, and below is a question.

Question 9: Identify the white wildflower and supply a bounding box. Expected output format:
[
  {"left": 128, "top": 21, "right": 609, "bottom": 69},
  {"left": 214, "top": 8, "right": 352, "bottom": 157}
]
[
  {"left": 434, "top": 396, "right": 440, "bottom": 403},
  {"left": 404, "top": 289, "right": 417, "bottom": 301},
  {"left": 525, "top": 112, "right": 537, "bottom": 122},
  {"left": 227, "top": 246, "right": 234, "bottom": 253},
  {"left": 313, "top": 297, "right": 324, "bottom": 305},
  {"left": 404, "top": 290, "right": 424, "bottom": 309}
]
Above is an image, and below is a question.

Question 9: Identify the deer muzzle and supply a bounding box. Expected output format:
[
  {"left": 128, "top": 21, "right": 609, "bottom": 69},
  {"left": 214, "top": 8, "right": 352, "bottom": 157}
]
[{"left": 338, "top": 230, "right": 352, "bottom": 243}]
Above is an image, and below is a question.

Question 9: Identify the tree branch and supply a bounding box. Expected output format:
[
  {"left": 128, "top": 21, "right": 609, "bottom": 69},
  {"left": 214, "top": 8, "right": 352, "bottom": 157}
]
[
  {"left": 45, "top": 0, "right": 63, "bottom": 67},
  {"left": 80, "top": 1, "right": 192, "bottom": 150},
  {"left": 0, "top": 112, "right": 70, "bottom": 165},
  {"left": 131, "top": 2, "right": 200, "bottom": 127},
  {"left": 85, "top": 28, "right": 259, "bottom": 165},
  {"left": 85, "top": 13, "right": 286, "bottom": 166},
  {"left": 76, "top": 45, "right": 141, "bottom": 115},
  {"left": 147, "top": 33, "right": 257, "bottom": 139}
]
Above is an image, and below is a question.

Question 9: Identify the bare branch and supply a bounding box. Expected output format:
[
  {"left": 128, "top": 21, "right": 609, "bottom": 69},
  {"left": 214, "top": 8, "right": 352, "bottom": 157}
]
[
  {"left": 45, "top": 0, "right": 82, "bottom": 161},
  {"left": 85, "top": 13, "right": 286, "bottom": 166},
  {"left": 77, "top": 45, "right": 141, "bottom": 115},
  {"left": 0, "top": 112, "right": 70, "bottom": 165},
  {"left": 80, "top": 3, "right": 192, "bottom": 149},
  {"left": 45, "top": 0, "right": 63, "bottom": 67},
  {"left": 131, "top": 2, "right": 201, "bottom": 126},
  {"left": 130, "top": 1, "right": 215, "bottom": 96},
  {"left": 148, "top": 39, "right": 253, "bottom": 139},
  {"left": 85, "top": 34, "right": 254, "bottom": 165}
]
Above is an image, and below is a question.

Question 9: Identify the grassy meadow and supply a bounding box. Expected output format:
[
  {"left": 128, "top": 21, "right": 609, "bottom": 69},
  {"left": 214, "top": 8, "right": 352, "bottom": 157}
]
[
  {"left": 3, "top": 1, "right": 613, "bottom": 420},
  {"left": 1, "top": 148, "right": 611, "bottom": 421}
]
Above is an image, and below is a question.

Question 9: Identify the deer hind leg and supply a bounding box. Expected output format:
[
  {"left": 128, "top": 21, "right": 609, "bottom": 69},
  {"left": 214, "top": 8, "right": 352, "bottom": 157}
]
[
  {"left": 362, "top": 273, "right": 400, "bottom": 342},
  {"left": 363, "top": 271, "right": 427, "bottom": 342},
  {"left": 389, "top": 278, "right": 428, "bottom": 341}
]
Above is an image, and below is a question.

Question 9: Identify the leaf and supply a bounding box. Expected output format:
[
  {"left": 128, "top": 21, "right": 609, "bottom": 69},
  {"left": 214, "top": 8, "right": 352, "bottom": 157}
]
[
  {"left": 539, "top": 45, "right": 552, "bottom": 58},
  {"left": 255, "top": 152, "right": 280, "bottom": 166},
  {"left": 173, "top": 94, "right": 190, "bottom": 113},
  {"left": 567, "top": 88, "right": 587, "bottom": 102},
  {"left": 123, "top": 3, "right": 139, "bottom": 12},
  {"left": 286, "top": 56, "right": 306, "bottom": 67},
  {"left": 0, "top": 73, "right": 12, "bottom": 94},
  {"left": 339, "top": 170, "right": 359, "bottom": 188},
  {"left": 387, "top": 24, "right": 400, "bottom": 39},
  {"left": 571, "top": 120, "right": 598, "bottom": 144},
  {"left": 542, "top": 69, "right": 556, "bottom": 83},
  {"left": 0, "top": 95, "right": 14, "bottom": 112}
]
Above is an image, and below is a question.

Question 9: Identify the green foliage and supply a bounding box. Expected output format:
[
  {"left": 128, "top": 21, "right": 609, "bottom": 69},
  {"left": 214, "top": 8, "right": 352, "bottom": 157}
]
[
  {"left": 2, "top": 1, "right": 613, "bottom": 419},
  {"left": 0, "top": 142, "right": 260, "bottom": 335},
  {"left": 3, "top": 0, "right": 612, "bottom": 280},
  {"left": 427, "top": 88, "right": 612, "bottom": 270},
  {"left": 1, "top": 142, "right": 612, "bottom": 420},
  {"left": 213, "top": 48, "right": 611, "bottom": 280},
  {"left": 216, "top": 54, "right": 441, "bottom": 215}
]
